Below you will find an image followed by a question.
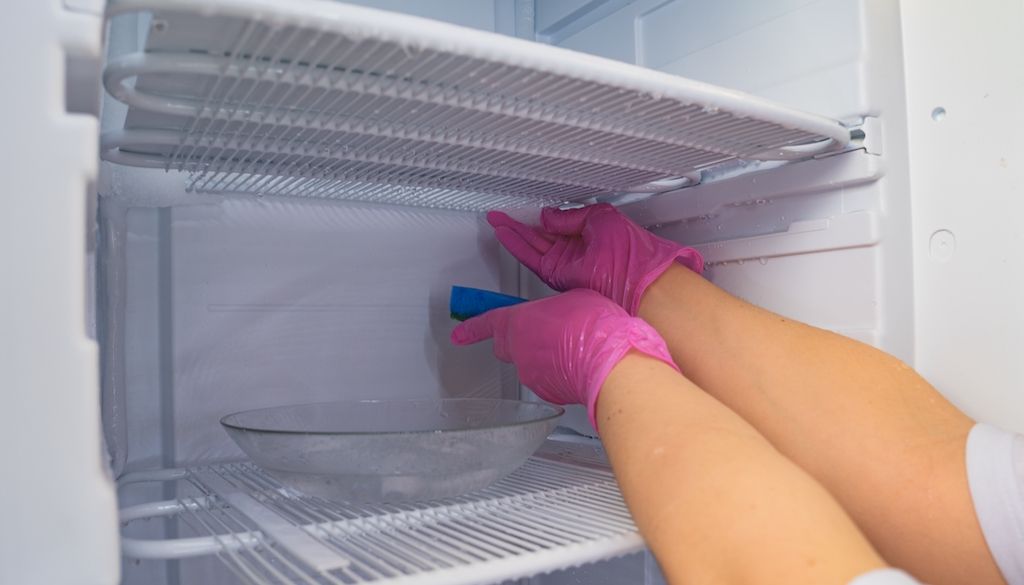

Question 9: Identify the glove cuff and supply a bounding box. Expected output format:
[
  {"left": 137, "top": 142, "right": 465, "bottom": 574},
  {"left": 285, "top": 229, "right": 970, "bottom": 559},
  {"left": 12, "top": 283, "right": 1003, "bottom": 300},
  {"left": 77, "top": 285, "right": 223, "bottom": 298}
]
[
  {"left": 627, "top": 246, "right": 704, "bottom": 316},
  {"left": 585, "top": 318, "right": 680, "bottom": 433}
]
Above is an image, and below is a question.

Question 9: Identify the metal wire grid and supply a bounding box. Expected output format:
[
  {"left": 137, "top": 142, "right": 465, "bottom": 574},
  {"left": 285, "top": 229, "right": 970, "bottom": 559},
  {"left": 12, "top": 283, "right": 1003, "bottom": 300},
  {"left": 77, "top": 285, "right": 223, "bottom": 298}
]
[
  {"left": 130, "top": 457, "right": 640, "bottom": 585},
  {"left": 182, "top": 176, "right": 566, "bottom": 212},
  {"left": 101, "top": 4, "right": 841, "bottom": 210}
]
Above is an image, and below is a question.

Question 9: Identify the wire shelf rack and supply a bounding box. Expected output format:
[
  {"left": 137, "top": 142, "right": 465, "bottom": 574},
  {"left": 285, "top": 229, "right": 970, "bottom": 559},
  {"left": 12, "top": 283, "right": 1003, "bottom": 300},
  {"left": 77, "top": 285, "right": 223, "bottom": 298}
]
[
  {"left": 118, "top": 441, "right": 642, "bottom": 585},
  {"left": 101, "top": 0, "right": 850, "bottom": 211}
]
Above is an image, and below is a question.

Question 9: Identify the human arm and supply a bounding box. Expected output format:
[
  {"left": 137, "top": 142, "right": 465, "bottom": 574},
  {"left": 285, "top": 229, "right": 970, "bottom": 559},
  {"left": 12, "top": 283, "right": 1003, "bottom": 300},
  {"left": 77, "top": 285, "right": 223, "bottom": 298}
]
[
  {"left": 489, "top": 203, "right": 1004, "bottom": 585},
  {"left": 451, "top": 291, "right": 890, "bottom": 585},
  {"left": 598, "top": 352, "right": 887, "bottom": 585},
  {"left": 637, "top": 263, "right": 1001, "bottom": 585}
]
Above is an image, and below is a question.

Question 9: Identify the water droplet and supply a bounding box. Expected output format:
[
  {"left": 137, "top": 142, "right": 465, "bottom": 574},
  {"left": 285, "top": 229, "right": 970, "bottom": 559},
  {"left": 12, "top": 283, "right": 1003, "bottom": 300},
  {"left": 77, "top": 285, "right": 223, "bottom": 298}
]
[
  {"left": 758, "top": 257, "right": 768, "bottom": 265},
  {"left": 737, "top": 259, "right": 745, "bottom": 265},
  {"left": 716, "top": 225, "right": 723, "bottom": 231},
  {"left": 756, "top": 199, "right": 768, "bottom": 205}
]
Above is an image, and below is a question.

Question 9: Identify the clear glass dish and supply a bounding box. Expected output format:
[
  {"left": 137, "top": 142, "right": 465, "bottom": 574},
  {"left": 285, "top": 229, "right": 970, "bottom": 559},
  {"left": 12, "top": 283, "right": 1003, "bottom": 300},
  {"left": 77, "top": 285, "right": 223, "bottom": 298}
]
[{"left": 221, "top": 399, "right": 563, "bottom": 502}]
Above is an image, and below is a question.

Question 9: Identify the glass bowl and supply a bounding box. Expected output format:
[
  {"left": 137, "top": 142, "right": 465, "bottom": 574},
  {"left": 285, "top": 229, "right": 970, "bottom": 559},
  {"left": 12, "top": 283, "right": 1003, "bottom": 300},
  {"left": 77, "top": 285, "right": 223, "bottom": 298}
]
[{"left": 221, "top": 398, "right": 563, "bottom": 502}]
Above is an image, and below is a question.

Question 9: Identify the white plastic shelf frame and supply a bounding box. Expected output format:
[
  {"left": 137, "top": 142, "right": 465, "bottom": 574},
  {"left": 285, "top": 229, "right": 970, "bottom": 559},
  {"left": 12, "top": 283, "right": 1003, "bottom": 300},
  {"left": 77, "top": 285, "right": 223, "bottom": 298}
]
[
  {"left": 101, "top": 0, "right": 851, "bottom": 211},
  {"left": 118, "top": 441, "right": 643, "bottom": 585}
]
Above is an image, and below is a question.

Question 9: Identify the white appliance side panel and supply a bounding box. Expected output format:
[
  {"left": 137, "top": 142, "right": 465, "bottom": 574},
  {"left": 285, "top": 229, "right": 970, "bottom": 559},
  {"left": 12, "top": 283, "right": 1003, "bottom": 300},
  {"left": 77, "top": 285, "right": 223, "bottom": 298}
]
[
  {"left": 165, "top": 199, "right": 510, "bottom": 464},
  {"left": 0, "top": 2, "right": 120, "bottom": 585},
  {"left": 543, "top": 0, "right": 870, "bottom": 121},
  {"left": 901, "top": 0, "right": 1024, "bottom": 432}
]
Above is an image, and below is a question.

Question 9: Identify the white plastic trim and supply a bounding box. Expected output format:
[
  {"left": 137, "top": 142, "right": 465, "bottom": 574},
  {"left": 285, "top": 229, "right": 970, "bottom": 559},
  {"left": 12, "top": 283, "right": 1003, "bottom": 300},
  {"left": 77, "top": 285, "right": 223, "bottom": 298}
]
[
  {"left": 696, "top": 211, "right": 881, "bottom": 265},
  {"left": 198, "top": 470, "right": 354, "bottom": 572},
  {"left": 620, "top": 150, "right": 883, "bottom": 227},
  {"left": 100, "top": 0, "right": 848, "bottom": 210}
]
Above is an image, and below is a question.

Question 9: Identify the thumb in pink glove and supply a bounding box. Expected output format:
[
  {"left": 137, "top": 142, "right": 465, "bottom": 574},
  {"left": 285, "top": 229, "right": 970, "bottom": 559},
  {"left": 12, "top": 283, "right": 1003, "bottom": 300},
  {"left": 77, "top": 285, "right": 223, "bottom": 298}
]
[
  {"left": 450, "top": 289, "right": 679, "bottom": 430},
  {"left": 487, "top": 203, "right": 703, "bottom": 316}
]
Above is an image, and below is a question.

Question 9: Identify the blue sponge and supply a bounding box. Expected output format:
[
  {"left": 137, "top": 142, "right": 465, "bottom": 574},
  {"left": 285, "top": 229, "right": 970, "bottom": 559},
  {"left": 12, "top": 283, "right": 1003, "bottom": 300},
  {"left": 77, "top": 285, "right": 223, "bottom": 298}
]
[{"left": 450, "top": 286, "right": 527, "bottom": 321}]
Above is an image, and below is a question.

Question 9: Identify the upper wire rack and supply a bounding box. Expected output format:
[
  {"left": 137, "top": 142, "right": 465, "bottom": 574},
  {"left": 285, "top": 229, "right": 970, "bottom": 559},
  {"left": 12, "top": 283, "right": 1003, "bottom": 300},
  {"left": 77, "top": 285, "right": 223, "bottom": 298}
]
[{"left": 101, "top": 0, "right": 850, "bottom": 211}]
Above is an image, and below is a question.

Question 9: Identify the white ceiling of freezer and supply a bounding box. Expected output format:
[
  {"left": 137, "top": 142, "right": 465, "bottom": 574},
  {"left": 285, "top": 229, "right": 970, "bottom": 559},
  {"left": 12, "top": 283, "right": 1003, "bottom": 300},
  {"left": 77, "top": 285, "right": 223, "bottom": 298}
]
[{"left": 102, "top": 0, "right": 851, "bottom": 211}]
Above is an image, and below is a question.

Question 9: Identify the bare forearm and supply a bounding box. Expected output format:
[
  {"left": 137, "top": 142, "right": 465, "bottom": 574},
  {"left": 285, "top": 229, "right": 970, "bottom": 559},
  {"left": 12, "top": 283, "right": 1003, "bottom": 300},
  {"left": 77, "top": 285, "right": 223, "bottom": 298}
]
[
  {"left": 638, "top": 265, "right": 972, "bottom": 451},
  {"left": 597, "top": 353, "right": 885, "bottom": 585},
  {"left": 637, "top": 264, "right": 999, "bottom": 584}
]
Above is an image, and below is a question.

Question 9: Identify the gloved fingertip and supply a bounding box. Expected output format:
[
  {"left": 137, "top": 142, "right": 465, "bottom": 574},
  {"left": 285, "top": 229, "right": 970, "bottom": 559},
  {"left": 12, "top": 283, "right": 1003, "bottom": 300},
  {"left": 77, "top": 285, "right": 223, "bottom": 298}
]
[
  {"left": 450, "top": 325, "right": 469, "bottom": 345},
  {"left": 486, "top": 210, "right": 510, "bottom": 228},
  {"left": 540, "top": 204, "right": 606, "bottom": 235},
  {"left": 538, "top": 206, "right": 564, "bottom": 221}
]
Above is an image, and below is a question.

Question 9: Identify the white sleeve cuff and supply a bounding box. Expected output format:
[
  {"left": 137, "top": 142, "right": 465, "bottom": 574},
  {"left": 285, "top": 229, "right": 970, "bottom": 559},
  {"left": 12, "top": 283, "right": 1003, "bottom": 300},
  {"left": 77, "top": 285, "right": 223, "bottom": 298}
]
[
  {"left": 847, "top": 568, "right": 921, "bottom": 585},
  {"left": 966, "top": 422, "right": 1024, "bottom": 585}
]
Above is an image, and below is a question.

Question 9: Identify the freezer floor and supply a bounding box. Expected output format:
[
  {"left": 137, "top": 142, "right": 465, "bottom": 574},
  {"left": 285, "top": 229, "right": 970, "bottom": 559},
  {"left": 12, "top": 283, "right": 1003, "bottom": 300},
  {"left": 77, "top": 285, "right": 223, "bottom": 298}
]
[{"left": 118, "top": 441, "right": 644, "bottom": 585}]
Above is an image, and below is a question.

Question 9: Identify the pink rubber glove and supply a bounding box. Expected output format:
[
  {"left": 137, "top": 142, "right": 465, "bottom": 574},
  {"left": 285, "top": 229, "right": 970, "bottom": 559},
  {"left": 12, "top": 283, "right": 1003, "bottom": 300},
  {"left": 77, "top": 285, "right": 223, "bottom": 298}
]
[
  {"left": 487, "top": 203, "right": 703, "bottom": 316},
  {"left": 450, "top": 289, "right": 679, "bottom": 430}
]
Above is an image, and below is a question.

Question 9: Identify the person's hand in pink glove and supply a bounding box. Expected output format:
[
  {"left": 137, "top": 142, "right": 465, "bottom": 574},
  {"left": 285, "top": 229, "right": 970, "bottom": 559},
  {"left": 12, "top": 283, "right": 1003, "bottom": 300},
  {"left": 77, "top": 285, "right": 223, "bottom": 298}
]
[
  {"left": 487, "top": 203, "right": 703, "bottom": 316},
  {"left": 450, "top": 289, "right": 679, "bottom": 430}
]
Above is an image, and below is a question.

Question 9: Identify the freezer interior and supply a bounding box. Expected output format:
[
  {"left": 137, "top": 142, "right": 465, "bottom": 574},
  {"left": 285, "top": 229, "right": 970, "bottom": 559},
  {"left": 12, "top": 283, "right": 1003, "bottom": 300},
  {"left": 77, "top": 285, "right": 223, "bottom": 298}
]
[{"left": 15, "top": 0, "right": 957, "bottom": 583}]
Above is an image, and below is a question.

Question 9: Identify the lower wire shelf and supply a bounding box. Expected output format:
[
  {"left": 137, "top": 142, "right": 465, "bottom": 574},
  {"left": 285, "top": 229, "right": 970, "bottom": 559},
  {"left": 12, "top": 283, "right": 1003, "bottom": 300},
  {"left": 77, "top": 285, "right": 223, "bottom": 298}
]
[{"left": 118, "top": 440, "right": 643, "bottom": 585}]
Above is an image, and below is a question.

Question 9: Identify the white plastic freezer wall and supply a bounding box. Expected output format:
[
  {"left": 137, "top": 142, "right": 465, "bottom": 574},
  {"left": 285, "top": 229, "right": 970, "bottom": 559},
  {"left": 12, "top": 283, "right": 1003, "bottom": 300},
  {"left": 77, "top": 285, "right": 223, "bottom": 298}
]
[{"left": 898, "top": 0, "right": 1024, "bottom": 436}]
